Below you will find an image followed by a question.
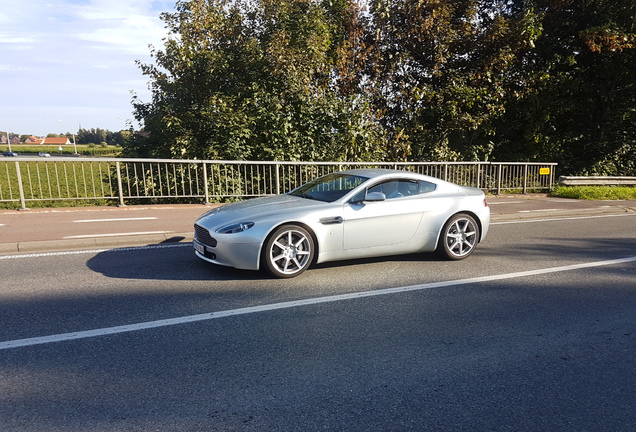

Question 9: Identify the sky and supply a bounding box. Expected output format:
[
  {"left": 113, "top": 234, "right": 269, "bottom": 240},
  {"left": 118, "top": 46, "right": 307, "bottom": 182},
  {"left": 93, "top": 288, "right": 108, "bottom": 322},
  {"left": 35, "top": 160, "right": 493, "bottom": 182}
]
[{"left": 0, "top": 0, "right": 177, "bottom": 136}]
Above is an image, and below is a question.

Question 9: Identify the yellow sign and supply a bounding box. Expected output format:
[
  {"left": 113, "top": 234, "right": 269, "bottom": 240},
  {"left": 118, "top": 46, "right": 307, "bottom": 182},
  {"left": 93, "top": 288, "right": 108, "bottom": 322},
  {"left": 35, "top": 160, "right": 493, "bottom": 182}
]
[{"left": 539, "top": 168, "right": 550, "bottom": 175}]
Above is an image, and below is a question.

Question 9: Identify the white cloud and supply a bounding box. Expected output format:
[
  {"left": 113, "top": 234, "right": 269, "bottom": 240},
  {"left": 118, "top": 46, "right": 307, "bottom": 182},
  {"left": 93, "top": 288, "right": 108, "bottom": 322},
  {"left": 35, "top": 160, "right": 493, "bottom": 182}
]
[
  {"left": 0, "top": 33, "right": 38, "bottom": 45},
  {"left": 0, "top": 0, "right": 175, "bottom": 135},
  {"left": 73, "top": 1, "right": 170, "bottom": 54},
  {"left": 0, "top": 65, "right": 36, "bottom": 72}
]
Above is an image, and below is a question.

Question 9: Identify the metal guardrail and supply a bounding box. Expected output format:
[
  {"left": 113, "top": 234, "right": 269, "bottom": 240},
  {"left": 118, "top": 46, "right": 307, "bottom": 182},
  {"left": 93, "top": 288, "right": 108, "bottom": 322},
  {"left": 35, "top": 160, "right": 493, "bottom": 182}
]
[
  {"left": 559, "top": 176, "right": 636, "bottom": 186},
  {"left": 0, "top": 158, "right": 557, "bottom": 209}
]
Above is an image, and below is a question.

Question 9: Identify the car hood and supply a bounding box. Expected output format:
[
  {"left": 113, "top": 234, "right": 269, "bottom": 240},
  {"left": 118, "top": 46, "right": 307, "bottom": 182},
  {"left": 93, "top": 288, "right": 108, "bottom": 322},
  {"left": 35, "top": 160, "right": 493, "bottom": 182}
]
[{"left": 197, "top": 194, "right": 326, "bottom": 227}]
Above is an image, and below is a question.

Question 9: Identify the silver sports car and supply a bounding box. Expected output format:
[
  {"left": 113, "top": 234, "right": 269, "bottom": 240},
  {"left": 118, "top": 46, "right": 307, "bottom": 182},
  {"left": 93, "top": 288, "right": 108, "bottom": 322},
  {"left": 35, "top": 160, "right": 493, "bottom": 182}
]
[{"left": 194, "top": 169, "right": 490, "bottom": 278}]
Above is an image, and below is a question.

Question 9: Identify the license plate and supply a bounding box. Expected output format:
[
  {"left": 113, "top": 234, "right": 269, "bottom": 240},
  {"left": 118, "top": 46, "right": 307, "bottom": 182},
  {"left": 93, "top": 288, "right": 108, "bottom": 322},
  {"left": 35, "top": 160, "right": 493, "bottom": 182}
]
[{"left": 193, "top": 241, "right": 205, "bottom": 254}]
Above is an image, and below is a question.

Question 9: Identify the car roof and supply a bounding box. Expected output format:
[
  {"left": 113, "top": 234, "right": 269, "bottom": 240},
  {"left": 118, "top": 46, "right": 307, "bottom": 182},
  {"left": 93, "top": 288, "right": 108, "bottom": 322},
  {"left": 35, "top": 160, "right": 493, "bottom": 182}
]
[{"left": 340, "top": 168, "right": 434, "bottom": 182}]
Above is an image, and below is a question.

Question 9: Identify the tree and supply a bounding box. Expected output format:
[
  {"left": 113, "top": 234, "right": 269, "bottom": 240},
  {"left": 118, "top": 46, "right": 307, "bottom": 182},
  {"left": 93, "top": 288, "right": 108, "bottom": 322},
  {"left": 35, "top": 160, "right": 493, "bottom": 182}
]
[
  {"left": 366, "top": 0, "right": 543, "bottom": 161},
  {"left": 130, "top": 0, "right": 636, "bottom": 174},
  {"left": 131, "top": 0, "right": 386, "bottom": 161},
  {"left": 493, "top": 0, "right": 636, "bottom": 174},
  {"left": 77, "top": 128, "right": 108, "bottom": 145}
]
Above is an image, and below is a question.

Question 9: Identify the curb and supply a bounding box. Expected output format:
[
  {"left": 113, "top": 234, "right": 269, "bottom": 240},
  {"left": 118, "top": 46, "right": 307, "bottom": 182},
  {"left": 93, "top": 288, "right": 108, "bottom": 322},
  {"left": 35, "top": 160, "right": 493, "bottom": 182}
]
[
  {"left": 490, "top": 205, "right": 636, "bottom": 223},
  {"left": 0, "top": 232, "right": 194, "bottom": 255}
]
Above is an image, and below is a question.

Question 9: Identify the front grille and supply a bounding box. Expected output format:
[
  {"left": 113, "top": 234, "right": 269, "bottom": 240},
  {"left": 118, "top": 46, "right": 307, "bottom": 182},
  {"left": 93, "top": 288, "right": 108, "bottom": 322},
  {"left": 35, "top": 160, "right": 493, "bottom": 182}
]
[{"left": 194, "top": 224, "right": 217, "bottom": 247}]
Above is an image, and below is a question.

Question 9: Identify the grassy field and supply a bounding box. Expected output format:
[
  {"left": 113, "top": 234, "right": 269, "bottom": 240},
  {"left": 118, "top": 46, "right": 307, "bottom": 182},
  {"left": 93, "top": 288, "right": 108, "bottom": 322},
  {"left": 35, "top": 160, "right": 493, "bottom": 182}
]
[
  {"left": 0, "top": 159, "right": 119, "bottom": 209},
  {"left": 3, "top": 144, "right": 122, "bottom": 157}
]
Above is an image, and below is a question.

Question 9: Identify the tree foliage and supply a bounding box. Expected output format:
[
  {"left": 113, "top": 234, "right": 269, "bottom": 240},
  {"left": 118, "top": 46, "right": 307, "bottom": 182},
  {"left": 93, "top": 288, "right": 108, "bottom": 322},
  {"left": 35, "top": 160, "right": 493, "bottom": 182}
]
[
  {"left": 131, "top": 0, "right": 636, "bottom": 174},
  {"left": 76, "top": 128, "right": 129, "bottom": 146},
  {"left": 494, "top": 0, "right": 636, "bottom": 175},
  {"left": 132, "top": 0, "right": 386, "bottom": 161},
  {"left": 366, "top": 0, "right": 543, "bottom": 161}
]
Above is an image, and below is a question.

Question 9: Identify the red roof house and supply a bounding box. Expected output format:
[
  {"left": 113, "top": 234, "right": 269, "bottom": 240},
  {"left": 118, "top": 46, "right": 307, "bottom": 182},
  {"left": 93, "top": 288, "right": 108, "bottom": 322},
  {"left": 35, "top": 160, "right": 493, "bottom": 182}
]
[{"left": 40, "top": 137, "right": 72, "bottom": 145}]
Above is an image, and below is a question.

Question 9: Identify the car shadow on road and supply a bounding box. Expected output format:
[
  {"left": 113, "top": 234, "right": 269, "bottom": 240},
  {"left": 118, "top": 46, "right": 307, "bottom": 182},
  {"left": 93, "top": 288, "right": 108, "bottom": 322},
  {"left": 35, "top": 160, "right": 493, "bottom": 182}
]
[
  {"left": 85, "top": 241, "right": 449, "bottom": 282},
  {"left": 86, "top": 243, "right": 264, "bottom": 282},
  {"left": 86, "top": 236, "right": 636, "bottom": 283}
]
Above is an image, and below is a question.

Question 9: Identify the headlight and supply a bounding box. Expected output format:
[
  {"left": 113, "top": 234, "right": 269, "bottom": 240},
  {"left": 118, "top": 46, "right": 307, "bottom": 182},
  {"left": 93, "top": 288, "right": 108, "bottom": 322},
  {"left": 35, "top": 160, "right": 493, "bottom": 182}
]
[{"left": 216, "top": 222, "right": 255, "bottom": 234}]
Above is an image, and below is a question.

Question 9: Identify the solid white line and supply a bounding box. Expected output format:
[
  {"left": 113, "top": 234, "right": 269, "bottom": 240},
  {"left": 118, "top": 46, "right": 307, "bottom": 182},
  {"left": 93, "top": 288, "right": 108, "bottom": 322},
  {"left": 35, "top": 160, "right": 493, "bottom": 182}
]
[
  {"left": 2, "top": 255, "right": 635, "bottom": 350},
  {"left": 73, "top": 217, "right": 158, "bottom": 223},
  {"left": 0, "top": 243, "right": 190, "bottom": 260},
  {"left": 63, "top": 231, "right": 171, "bottom": 239},
  {"left": 491, "top": 213, "right": 636, "bottom": 225}
]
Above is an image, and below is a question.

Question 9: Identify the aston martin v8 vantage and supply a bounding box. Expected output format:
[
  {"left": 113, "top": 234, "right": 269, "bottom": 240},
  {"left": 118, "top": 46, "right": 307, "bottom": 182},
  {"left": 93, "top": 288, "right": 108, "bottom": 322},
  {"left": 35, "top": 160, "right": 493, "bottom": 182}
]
[{"left": 194, "top": 169, "right": 490, "bottom": 278}]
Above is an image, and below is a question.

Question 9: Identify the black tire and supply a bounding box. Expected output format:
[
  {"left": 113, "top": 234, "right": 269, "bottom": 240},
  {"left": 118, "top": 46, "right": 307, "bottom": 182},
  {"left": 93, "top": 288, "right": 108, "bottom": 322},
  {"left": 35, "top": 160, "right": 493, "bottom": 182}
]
[
  {"left": 437, "top": 213, "right": 480, "bottom": 260},
  {"left": 263, "top": 225, "right": 315, "bottom": 278}
]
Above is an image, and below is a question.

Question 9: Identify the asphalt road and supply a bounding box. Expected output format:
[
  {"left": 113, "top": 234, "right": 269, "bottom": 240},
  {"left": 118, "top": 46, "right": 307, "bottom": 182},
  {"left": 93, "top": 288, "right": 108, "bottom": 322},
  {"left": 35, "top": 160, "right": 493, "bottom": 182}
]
[
  {"left": 1, "top": 197, "right": 636, "bottom": 431},
  {"left": 1, "top": 194, "right": 635, "bottom": 253}
]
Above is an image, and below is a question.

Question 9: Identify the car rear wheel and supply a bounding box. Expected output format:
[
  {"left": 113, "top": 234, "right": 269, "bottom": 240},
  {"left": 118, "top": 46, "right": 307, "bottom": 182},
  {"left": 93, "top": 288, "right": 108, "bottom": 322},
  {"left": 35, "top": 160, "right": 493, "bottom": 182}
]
[
  {"left": 437, "top": 213, "right": 479, "bottom": 260},
  {"left": 263, "top": 225, "right": 314, "bottom": 278}
]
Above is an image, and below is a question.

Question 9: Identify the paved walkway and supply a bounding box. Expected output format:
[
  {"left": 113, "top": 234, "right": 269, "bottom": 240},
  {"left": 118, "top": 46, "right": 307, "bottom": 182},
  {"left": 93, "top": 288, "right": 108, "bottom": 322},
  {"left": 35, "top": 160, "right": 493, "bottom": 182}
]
[{"left": 1, "top": 195, "right": 635, "bottom": 254}]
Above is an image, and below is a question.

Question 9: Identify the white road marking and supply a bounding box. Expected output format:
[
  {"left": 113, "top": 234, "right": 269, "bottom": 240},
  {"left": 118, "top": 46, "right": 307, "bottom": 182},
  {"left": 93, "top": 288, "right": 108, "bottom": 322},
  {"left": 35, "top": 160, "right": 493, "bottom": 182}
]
[
  {"left": 2, "top": 255, "right": 635, "bottom": 350},
  {"left": 73, "top": 217, "right": 158, "bottom": 223},
  {"left": 63, "top": 231, "right": 171, "bottom": 239},
  {"left": 491, "top": 213, "right": 636, "bottom": 225},
  {"left": 487, "top": 201, "right": 523, "bottom": 205},
  {"left": 518, "top": 209, "right": 561, "bottom": 213},
  {"left": 0, "top": 243, "right": 190, "bottom": 260}
]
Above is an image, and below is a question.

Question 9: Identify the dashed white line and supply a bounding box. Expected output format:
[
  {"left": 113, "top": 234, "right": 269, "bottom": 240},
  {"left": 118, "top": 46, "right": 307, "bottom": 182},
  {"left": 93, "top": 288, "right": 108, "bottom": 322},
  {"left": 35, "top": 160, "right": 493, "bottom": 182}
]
[
  {"left": 518, "top": 209, "right": 561, "bottom": 213},
  {"left": 73, "top": 217, "right": 158, "bottom": 223},
  {"left": 63, "top": 231, "right": 172, "bottom": 239},
  {"left": 2, "top": 255, "right": 635, "bottom": 350}
]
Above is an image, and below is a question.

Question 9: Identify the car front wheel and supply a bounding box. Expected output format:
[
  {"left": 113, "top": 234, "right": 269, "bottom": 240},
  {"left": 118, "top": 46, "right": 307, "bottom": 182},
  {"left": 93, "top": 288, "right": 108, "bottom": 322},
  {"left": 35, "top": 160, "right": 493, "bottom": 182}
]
[
  {"left": 437, "top": 214, "right": 480, "bottom": 260},
  {"left": 263, "top": 225, "right": 314, "bottom": 278}
]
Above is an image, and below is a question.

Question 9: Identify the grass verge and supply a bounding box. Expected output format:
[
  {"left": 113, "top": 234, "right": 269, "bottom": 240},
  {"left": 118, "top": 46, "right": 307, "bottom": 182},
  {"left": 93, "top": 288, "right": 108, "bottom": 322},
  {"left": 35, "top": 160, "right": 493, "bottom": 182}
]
[{"left": 550, "top": 185, "right": 636, "bottom": 200}]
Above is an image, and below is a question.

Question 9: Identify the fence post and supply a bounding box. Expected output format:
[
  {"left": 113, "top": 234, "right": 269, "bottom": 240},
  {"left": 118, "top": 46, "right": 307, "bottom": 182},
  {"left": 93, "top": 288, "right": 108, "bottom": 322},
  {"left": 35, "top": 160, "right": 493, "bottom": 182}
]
[
  {"left": 202, "top": 162, "right": 209, "bottom": 205},
  {"left": 550, "top": 166, "right": 556, "bottom": 190},
  {"left": 15, "top": 161, "right": 28, "bottom": 211},
  {"left": 275, "top": 163, "right": 281, "bottom": 195},
  {"left": 115, "top": 161, "right": 125, "bottom": 207},
  {"left": 496, "top": 163, "right": 502, "bottom": 195},
  {"left": 523, "top": 164, "right": 528, "bottom": 194},
  {"left": 476, "top": 164, "right": 481, "bottom": 189}
]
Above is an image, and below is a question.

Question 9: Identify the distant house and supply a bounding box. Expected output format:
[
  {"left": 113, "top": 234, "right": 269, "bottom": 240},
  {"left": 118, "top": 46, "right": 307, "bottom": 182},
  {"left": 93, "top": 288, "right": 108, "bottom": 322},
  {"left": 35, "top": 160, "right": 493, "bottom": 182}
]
[
  {"left": 39, "top": 137, "right": 72, "bottom": 145},
  {"left": 1, "top": 134, "right": 20, "bottom": 145},
  {"left": 25, "top": 136, "right": 41, "bottom": 143}
]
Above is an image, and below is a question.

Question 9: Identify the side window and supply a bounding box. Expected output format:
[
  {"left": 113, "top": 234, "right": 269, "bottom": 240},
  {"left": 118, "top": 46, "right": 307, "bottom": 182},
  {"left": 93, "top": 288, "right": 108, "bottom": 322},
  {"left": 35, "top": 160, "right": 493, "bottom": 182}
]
[
  {"left": 367, "top": 183, "right": 383, "bottom": 195},
  {"left": 418, "top": 180, "right": 437, "bottom": 194},
  {"left": 381, "top": 181, "right": 403, "bottom": 199},
  {"left": 350, "top": 189, "right": 366, "bottom": 203},
  {"left": 352, "top": 179, "right": 437, "bottom": 203},
  {"left": 370, "top": 180, "right": 419, "bottom": 200}
]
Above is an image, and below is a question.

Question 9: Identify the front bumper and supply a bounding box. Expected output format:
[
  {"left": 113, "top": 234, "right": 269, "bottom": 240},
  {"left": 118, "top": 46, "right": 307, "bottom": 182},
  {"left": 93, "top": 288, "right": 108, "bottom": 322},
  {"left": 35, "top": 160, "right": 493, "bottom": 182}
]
[{"left": 194, "top": 238, "right": 262, "bottom": 271}]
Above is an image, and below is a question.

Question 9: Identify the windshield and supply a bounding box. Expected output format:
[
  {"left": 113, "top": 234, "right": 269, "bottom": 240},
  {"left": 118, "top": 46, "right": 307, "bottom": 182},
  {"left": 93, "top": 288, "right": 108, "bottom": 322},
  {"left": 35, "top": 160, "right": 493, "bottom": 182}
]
[{"left": 289, "top": 173, "right": 369, "bottom": 202}]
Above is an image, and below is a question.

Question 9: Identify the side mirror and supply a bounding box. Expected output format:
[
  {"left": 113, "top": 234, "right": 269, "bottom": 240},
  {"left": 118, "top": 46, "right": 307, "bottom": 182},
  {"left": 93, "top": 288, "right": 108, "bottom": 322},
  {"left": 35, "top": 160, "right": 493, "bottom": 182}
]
[{"left": 364, "top": 192, "right": 386, "bottom": 202}]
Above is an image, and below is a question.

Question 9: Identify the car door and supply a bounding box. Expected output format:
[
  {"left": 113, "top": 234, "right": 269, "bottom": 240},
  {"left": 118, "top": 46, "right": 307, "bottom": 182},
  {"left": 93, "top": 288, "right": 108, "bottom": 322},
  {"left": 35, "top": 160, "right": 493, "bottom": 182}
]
[{"left": 342, "top": 179, "right": 424, "bottom": 251}]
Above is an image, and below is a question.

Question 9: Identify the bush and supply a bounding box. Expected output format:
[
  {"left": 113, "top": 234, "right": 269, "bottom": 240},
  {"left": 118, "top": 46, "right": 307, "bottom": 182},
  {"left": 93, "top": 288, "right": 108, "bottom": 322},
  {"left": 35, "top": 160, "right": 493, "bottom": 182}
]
[{"left": 551, "top": 185, "right": 636, "bottom": 200}]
